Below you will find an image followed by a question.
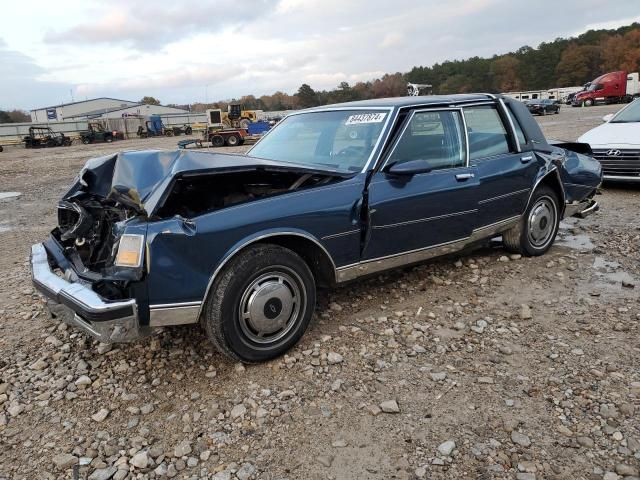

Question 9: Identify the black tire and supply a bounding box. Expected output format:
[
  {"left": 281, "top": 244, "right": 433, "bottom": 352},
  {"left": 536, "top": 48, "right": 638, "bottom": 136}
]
[
  {"left": 210, "top": 135, "right": 224, "bottom": 147},
  {"left": 225, "top": 134, "right": 240, "bottom": 147},
  {"left": 503, "top": 185, "right": 560, "bottom": 257},
  {"left": 584, "top": 99, "right": 593, "bottom": 107},
  {"left": 185, "top": 126, "right": 193, "bottom": 135},
  {"left": 82, "top": 137, "right": 90, "bottom": 145},
  {"left": 0, "top": 146, "right": 3, "bottom": 152},
  {"left": 203, "top": 244, "right": 316, "bottom": 362},
  {"left": 105, "top": 136, "right": 113, "bottom": 143}
]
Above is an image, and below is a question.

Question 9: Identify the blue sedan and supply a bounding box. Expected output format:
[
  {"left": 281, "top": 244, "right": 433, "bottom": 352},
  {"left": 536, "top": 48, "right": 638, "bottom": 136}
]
[{"left": 31, "top": 94, "right": 602, "bottom": 362}]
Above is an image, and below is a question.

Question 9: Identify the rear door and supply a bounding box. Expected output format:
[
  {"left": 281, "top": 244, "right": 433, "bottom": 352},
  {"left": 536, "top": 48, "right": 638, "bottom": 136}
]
[
  {"left": 363, "top": 108, "right": 479, "bottom": 260},
  {"left": 464, "top": 102, "right": 539, "bottom": 227}
]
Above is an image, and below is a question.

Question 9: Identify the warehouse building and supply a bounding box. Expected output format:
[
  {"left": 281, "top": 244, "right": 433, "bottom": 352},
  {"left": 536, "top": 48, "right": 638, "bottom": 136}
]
[{"left": 30, "top": 97, "right": 189, "bottom": 122}]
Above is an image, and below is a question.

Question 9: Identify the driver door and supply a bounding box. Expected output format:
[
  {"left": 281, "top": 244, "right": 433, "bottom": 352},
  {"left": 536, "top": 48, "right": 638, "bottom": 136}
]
[{"left": 363, "top": 109, "right": 479, "bottom": 260}]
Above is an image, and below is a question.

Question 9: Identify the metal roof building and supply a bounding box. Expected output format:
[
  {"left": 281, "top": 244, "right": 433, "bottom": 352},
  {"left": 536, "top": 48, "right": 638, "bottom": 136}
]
[{"left": 30, "top": 97, "right": 189, "bottom": 122}]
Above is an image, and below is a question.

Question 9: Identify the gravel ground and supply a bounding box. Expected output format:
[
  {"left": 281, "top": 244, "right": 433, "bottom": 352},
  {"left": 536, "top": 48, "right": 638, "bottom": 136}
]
[{"left": 0, "top": 104, "right": 638, "bottom": 480}]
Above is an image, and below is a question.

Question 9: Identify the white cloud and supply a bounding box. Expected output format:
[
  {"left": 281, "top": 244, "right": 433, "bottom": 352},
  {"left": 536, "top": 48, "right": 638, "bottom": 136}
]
[{"left": 1, "top": 0, "right": 640, "bottom": 109}]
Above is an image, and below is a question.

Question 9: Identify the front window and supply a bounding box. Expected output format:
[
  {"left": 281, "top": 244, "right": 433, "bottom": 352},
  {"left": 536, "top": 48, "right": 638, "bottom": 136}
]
[
  {"left": 387, "top": 110, "right": 466, "bottom": 170},
  {"left": 248, "top": 109, "right": 388, "bottom": 172},
  {"left": 610, "top": 99, "right": 640, "bottom": 123}
]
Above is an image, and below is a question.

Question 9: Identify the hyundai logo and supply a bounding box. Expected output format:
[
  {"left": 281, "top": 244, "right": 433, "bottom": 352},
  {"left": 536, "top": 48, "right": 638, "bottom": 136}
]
[{"left": 607, "top": 149, "right": 622, "bottom": 156}]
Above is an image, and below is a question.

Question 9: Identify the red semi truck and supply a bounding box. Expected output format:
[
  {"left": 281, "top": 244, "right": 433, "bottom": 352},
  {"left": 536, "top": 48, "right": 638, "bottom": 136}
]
[{"left": 573, "top": 71, "right": 640, "bottom": 106}]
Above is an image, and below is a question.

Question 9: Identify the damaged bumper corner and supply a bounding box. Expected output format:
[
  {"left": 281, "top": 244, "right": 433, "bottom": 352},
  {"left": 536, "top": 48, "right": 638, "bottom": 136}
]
[
  {"left": 31, "top": 243, "right": 147, "bottom": 343},
  {"left": 564, "top": 199, "right": 599, "bottom": 219}
]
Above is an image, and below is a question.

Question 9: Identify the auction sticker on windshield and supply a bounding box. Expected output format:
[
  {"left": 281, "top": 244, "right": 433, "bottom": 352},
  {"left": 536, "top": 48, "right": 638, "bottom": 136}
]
[{"left": 345, "top": 112, "right": 387, "bottom": 125}]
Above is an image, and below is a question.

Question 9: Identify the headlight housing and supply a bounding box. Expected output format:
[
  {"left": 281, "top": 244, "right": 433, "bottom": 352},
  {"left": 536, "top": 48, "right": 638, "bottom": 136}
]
[{"left": 114, "top": 234, "right": 145, "bottom": 268}]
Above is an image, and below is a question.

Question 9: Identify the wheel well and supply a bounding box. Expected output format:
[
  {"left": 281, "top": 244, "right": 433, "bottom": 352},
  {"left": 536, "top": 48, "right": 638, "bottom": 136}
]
[
  {"left": 535, "top": 171, "right": 565, "bottom": 214},
  {"left": 252, "top": 235, "right": 337, "bottom": 288}
]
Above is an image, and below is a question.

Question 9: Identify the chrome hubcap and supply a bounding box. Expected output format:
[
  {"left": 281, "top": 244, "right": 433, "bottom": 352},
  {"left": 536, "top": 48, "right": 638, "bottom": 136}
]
[
  {"left": 528, "top": 197, "right": 556, "bottom": 248},
  {"left": 238, "top": 269, "right": 303, "bottom": 344}
]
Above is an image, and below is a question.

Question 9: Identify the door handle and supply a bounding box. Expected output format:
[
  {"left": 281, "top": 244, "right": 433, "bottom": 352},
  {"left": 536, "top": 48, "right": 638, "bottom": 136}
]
[
  {"left": 520, "top": 155, "right": 533, "bottom": 164},
  {"left": 455, "top": 173, "right": 474, "bottom": 181}
]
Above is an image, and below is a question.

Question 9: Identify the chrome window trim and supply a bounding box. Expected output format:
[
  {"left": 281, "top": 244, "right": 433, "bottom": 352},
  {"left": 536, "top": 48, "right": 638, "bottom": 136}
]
[
  {"left": 498, "top": 97, "right": 521, "bottom": 152},
  {"left": 245, "top": 106, "right": 396, "bottom": 174},
  {"left": 196, "top": 231, "right": 338, "bottom": 320},
  {"left": 379, "top": 107, "right": 469, "bottom": 171}
]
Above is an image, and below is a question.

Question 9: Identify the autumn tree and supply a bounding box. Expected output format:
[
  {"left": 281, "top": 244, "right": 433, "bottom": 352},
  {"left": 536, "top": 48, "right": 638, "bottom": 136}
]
[
  {"left": 491, "top": 56, "right": 522, "bottom": 91},
  {"left": 555, "top": 43, "right": 602, "bottom": 86}
]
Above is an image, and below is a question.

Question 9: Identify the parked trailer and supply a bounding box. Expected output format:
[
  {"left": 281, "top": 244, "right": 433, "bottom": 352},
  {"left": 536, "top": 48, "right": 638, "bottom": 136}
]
[{"left": 503, "top": 86, "right": 583, "bottom": 103}]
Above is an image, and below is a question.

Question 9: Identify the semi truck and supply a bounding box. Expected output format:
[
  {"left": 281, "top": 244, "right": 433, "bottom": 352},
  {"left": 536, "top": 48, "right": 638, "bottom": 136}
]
[{"left": 572, "top": 71, "right": 640, "bottom": 106}]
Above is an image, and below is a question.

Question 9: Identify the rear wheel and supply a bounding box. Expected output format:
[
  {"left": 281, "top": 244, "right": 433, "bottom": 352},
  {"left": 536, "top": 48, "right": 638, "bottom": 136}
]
[
  {"left": 225, "top": 134, "right": 240, "bottom": 146},
  {"left": 82, "top": 137, "right": 90, "bottom": 145},
  {"left": 203, "top": 244, "right": 316, "bottom": 362},
  {"left": 210, "top": 134, "right": 224, "bottom": 147},
  {"left": 503, "top": 185, "right": 560, "bottom": 256},
  {"left": 185, "top": 126, "right": 193, "bottom": 135}
]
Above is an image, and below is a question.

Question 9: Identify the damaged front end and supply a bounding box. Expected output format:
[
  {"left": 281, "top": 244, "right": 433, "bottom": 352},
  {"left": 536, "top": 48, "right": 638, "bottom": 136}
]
[
  {"left": 32, "top": 149, "right": 348, "bottom": 344},
  {"left": 32, "top": 152, "right": 154, "bottom": 343}
]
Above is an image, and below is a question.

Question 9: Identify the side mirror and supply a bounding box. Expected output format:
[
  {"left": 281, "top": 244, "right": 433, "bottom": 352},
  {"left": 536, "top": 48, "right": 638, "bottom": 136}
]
[
  {"left": 602, "top": 113, "right": 614, "bottom": 123},
  {"left": 387, "top": 159, "right": 432, "bottom": 176}
]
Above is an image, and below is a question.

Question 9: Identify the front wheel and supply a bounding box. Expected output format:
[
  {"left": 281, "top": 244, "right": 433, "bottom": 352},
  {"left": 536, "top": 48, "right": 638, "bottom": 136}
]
[
  {"left": 202, "top": 244, "right": 316, "bottom": 362},
  {"left": 503, "top": 185, "right": 560, "bottom": 256},
  {"left": 584, "top": 99, "right": 593, "bottom": 107},
  {"left": 185, "top": 126, "right": 193, "bottom": 135}
]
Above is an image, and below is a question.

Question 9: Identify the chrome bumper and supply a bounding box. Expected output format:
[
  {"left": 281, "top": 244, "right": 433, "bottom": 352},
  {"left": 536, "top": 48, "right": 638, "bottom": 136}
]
[
  {"left": 31, "top": 243, "right": 145, "bottom": 342},
  {"left": 564, "top": 199, "right": 599, "bottom": 219},
  {"left": 603, "top": 174, "right": 640, "bottom": 183}
]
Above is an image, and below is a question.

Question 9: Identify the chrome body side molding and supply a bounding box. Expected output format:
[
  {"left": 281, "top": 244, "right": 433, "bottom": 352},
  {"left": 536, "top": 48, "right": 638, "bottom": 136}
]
[
  {"left": 149, "top": 301, "right": 202, "bottom": 327},
  {"left": 335, "top": 216, "right": 520, "bottom": 282}
]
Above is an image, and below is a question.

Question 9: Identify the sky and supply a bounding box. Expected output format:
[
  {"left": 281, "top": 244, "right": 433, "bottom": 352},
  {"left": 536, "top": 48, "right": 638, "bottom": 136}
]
[{"left": 1, "top": 0, "right": 639, "bottom": 110}]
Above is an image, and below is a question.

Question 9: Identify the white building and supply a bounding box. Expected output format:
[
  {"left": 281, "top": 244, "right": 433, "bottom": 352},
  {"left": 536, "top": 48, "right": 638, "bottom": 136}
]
[{"left": 30, "top": 97, "right": 189, "bottom": 122}]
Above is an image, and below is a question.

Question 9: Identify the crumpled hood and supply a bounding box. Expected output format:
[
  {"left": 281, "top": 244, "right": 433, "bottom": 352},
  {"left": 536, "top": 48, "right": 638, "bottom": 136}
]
[{"left": 64, "top": 149, "right": 351, "bottom": 217}]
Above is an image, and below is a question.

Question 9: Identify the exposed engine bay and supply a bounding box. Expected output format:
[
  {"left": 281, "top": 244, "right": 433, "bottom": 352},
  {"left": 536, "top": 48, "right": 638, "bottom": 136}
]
[
  {"left": 155, "top": 170, "right": 341, "bottom": 218},
  {"left": 55, "top": 196, "right": 134, "bottom": 272},
  {"left": 54, "top": 166, "right": 343, "bottom": 275}
]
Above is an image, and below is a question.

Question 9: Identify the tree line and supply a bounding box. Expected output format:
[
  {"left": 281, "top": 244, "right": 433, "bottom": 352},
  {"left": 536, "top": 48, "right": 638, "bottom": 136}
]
[{"left": 192, "top": 21, "right": 640, "bottom": 111}]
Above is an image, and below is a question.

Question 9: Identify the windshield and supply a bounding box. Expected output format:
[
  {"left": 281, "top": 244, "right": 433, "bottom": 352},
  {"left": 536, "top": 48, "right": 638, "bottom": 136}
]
[
  {"left": 247, "top": 109, "right": 389, "bottom": 172},
  {"left": 611, "top": 100, "right": 640, "bottom": 123}
]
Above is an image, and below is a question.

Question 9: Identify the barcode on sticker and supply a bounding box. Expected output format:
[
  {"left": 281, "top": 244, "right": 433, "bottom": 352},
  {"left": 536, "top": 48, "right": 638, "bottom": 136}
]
[{"left": 345, "top": 113, "right": 386, "bottom": 125}]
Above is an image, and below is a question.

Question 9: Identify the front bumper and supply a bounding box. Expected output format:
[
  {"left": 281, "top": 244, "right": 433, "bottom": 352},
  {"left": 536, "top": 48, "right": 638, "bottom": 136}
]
[
  {"left": 564, "top": 199, "right": 599, "bottom": 219},
  {"left": 31, "top": 243, "right": 146, "bottom": 342}
]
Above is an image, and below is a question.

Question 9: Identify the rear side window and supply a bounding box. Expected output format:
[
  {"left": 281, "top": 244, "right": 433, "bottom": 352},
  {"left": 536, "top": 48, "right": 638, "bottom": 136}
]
[
  {"left": 388, "top": 110, "right": 466, "bottom": 171},
  {"left": 463, "top": 106, "right": 511, "bottom": 160}
]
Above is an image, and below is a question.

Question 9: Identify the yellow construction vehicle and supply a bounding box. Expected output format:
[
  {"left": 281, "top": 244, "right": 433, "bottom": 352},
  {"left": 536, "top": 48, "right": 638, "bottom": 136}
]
[{"left": 208, "top": 103, "right": 263, "bottom": 129}]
